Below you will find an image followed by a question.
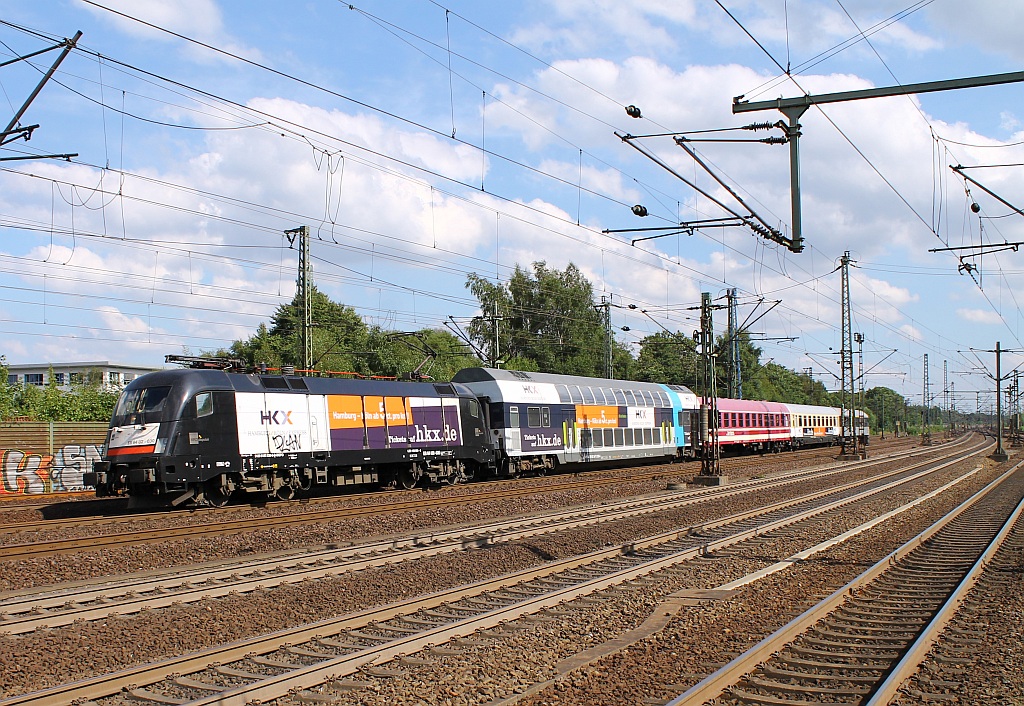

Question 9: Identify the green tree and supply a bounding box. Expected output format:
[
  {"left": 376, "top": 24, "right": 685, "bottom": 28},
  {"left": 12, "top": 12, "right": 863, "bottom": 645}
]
[
  {"left": 0, "top": 356, "right": 18, "bottom": 420},
  {"left": 1, "top": 366, "right": 119, "bottom": 422},
  {"left": 230, "top": 284, "right": 374, "bottom": 374},
  {"left": 865, "top": 386, "right": 906, "bottom": 434},
  {"left": 364, "top": 328, "right": 482, "bottom": 381},
  {"left": 466, "top": 262, "right": 622, "bottom": 377},
  {"left": 634, "top": 332, "right": 699, "bottom": 388}
]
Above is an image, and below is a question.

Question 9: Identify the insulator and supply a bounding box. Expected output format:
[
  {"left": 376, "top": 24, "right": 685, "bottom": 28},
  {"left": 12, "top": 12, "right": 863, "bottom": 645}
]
[
  {"left": 760, "top": 136, "right": 789, "bottom": 145},
  {"left": 744, "top": 121, "right": 776, "bottom": 131}
]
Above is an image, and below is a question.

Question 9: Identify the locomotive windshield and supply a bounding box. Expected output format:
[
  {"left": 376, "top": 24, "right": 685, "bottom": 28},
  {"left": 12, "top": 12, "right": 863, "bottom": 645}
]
[{"left": 111, "top": 385, "right": 172, "bottom": 426}]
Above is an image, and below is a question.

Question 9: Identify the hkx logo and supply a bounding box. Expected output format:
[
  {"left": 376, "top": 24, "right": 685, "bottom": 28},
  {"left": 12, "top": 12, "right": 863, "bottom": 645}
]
[{"left": 260, "top": 410, "right": 293, "bottom": 425}]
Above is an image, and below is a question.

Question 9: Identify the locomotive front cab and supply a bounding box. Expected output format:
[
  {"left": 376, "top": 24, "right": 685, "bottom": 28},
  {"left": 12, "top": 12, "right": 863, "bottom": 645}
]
[
  {"left": 87, "top": 380, "right": 175, "bottom": 498},
  {"left": 87, "top": 370, "right": 238, "bottom": 505}
]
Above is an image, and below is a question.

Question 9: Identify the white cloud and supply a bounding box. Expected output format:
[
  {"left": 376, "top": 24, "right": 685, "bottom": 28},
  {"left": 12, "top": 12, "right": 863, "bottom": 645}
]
[
  {"left": 900, "top": 323, "right": 922, "bottom": 341},
  {"left": 956, "top": 308, "right": 1004, "bottom": 325},
  {"left": 926, "top": 0, "right": 1024, "bottom": 61},
  {"left": 75, "top": 0, "right": 259, "bottom": 61},
  {"left": 512, "top": 0, "right": 699, "bottom": 55}
]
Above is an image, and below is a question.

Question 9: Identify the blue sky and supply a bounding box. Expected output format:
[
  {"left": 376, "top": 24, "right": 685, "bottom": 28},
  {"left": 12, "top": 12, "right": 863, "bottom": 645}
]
[{"left": 2, "top": 0, "right": 1023, "bottom": 412}]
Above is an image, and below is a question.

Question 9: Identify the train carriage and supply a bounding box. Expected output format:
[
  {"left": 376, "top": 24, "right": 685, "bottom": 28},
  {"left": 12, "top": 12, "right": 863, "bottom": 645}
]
[
  {"left": 451, "top": 368, "right": 689, "bottom": 474},
  {"left": 660, "top": 384, "right": 701, "bottom": 458},
  {"left": 782, "top": 403, "right": 842, "bottom": 448},
  {"left": 716, "top": 398, "right": 791, "bottom": 453}
]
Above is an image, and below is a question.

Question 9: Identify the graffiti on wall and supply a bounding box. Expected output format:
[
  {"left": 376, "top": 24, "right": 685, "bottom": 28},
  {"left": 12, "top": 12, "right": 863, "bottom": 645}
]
[{"left": 1, "top": 444, "right": 102, "bottom": 494}]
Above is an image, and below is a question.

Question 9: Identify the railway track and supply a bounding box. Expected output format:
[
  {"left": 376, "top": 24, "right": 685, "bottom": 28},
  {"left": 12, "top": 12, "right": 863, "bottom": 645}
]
[
  {"left": 0, "top": 441, "right": 898, "bottom": 528},
  {"left": 0, "top": 439, "right": 945, "bottom": 563},
  {"left": 673, "top": 458, "right": 1024, "bottom": 706},
  {"left": 0, "top": 441, "right": 978, "bottom": 634},
  {"left": 0, "top": 437, "right": 988, "bottom": 705}
]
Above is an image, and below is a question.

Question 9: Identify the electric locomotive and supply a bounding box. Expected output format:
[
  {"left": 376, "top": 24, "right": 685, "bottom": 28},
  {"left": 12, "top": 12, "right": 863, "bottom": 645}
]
[{"left": 85, "top": 366, "right": 493, "bottom": 506}]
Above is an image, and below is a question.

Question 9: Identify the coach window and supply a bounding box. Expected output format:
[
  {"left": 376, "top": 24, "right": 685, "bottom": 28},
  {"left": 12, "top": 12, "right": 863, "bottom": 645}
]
[
  {"left": 582, "top": 387, "right": 595, "bottom": 404},
  {"left": 542, "top": 407, "right": 550, "bottom": 426},
  {"left": 510, "top": 406, "right": 520, "bottom": 428},
  {"left": 640, "top": 390, "right": 653, "bottom": 406},
  {"left": 614, "top": 428, "right": 624, "bottom": 446},
  {"left": 614, "top": 389, "right": 627, "bottom": 404},
  {"left": 556, "top": 385, "right": 571, "bottom": 403},
  {"left": 468, "top": 398, "right": 480, "bottom": 418},
  {"left": 624, "top": 390, "right": 637, "bottom": 406},
  {"left": 195, "top": 392, "right": 214, "bottom": 417},
  {"left": 528, "top": 407, "right": 542, "bottom": 427},
  {"left": 569, "top": 386, "right": 584, "bottom": 403}
]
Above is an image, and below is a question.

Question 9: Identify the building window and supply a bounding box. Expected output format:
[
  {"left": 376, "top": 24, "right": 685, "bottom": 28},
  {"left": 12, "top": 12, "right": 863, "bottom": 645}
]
[
  {"left": 108, "top": 372, "right": 121, "bottom": 385},
  {"left": 53, "top": 372, "right": 66, "bottom": 385},
  {"left": 69, "top": 372, "right": 82, "bottom": 384},
  {"left": 26, "top": 373, "right": 44, "bottom": 386},
  {"left": 7, "top": 374, "right": 17, "bottom": 385}
]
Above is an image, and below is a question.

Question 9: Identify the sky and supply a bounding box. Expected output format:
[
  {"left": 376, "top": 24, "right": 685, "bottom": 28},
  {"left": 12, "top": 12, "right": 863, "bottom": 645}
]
[{"left": 1, "top": 0, "right": 1023, "bottom": 413}]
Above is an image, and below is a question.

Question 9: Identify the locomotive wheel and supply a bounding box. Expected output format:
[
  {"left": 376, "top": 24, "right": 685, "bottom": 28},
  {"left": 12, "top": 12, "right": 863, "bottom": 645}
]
[
  {"left": 205, "top": 481, "right": 231, "bottom": 508},
  {"left": 276, "top": 484, "right": 295, "bottom": 501},
  {"left": 396, "top": 466, "right": 419, "bottom": 490}
]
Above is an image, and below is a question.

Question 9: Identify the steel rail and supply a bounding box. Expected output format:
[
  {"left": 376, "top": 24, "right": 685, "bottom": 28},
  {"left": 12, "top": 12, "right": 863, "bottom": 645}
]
[
  {"left": 669, "top": 457, "right": 1024, "bottom": 705},
  {"left": 0, "top": 439, "right": 982, "bottom": 633},
  {"left": 864, "top": 480, "right": 1024, "bottom": 705},
  {"left": 0, "top": 437, "right": 964, "bottom": 562},
  {"left": 0, "top": 439, "right": 988, "bottom": 706},
  {"left": 0, "top": 438, "right": 930, "bottom": 534}
]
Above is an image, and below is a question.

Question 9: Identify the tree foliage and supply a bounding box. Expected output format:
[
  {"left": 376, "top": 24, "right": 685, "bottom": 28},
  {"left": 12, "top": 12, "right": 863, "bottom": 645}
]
[
  {"left": 465, "top": 262, "right": 628, "bottom": 377},
  {"left": 229, "top": 284, "right": 374, "bottom": 374},
  {"left": 5, "top": 264, "right": 929, "bottom": 426},
  {"left": 0, "top": 359, "right": 120, "bottom": 422},
  {"left": 226, "top": 285, "right": 480, "bottom": 381},
  {"left": 633, "top": 331, "right": 699, "bottom": 387}
]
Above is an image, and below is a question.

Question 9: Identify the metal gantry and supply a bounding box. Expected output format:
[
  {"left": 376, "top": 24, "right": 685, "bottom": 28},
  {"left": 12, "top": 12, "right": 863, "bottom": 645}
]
[
  {"left": 732, "top": 69, "right": 1024, "bottom": 252},
  {"left": 922, "top": 354, "right": 932, "bottom": 446},
  {"left": 1, "top": 29, "right": 81, "bottom": 163},
  {"left": 285, "top": 225, "right": 312, "bottom": 372},
  {"left": 698, "top": 292, "right": 721, "bottom": 478},
  {"left": 838, "top": 252, "right": 860, "bottom": 459}
]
